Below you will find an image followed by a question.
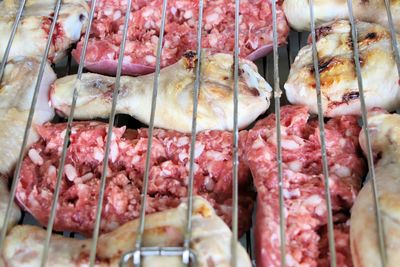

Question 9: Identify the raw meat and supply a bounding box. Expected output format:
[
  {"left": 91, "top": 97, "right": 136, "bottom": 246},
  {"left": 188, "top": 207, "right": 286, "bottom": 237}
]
[
  {"left": 3, "top": 197, "right": 252, "bottom": 267},
  {"left": 72, "top": 0, "right": 289, "bottom": 76},
  {"left": 16, "top": 122, "right": 254, "bottom": 236},
  {"left": 351, "top": 110, "right": 400, "bottom": 267},
  {"left": 51, "top": 52, "right": 272, "bottom": 133},
  {"left": 0, "top": 0, "right": 89, "bottom": 63},
  {"left": 240, "top": 105, "right": 366, "bottom": 267},
  {"left": 284, "top": 20, "right": 400, "bottom": 117}
]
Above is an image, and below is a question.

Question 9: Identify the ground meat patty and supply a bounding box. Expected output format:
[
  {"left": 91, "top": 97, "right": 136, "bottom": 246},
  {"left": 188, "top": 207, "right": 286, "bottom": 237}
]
[
  {"left": 72, "top": 0, "right": 289, "bottom": 75},
  {"left": 240, "top": 105, "right": 366, "bottom": 267},
  {"left": 16, "top": 122, "right": 253, "bottom": 236}
]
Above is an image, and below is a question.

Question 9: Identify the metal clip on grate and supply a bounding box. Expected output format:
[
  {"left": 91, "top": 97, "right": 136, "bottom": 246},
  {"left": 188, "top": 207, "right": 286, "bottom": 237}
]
[{"left": 0, "top": 0, "right": 63, "bottom": 252}]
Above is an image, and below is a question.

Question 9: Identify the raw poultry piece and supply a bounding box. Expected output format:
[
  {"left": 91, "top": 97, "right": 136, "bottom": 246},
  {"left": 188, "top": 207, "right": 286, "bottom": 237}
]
[
  {"left": 72, "top": 0, "right": 289, "bottom": 76},
  {"left": 240, "top": 105, "right": 366, "bottom": 267},
  {"left": 283, "top": 0, "right": 400, "bottom": 32},
  {"left": 16, "top": 121, "right": 254, "bottom": 236},
  {"left": 351, "top": 110, "right": 400, "bottom": 267},
  {"left": 285, "top": 20, "right": 400, "bottom": 117},
  {"left": 0, "top": 0, "right": 89, "bottom": 63},
  {"left": 0, "top": 57, "right": 56, "bottom": 233},
  {"left": 2, "top": 197, "right": 252, "bottom": 267},
  {"left": 51, "top": 52, "right": 272, "bottom": 133},
  {"left": 0, "top": 56, "right": 56, "bottom": 176}
]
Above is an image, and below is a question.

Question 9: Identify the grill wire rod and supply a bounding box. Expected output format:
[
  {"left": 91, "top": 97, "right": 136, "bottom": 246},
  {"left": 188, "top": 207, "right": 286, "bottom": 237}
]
[
  {"left": 39, "top": 0, "right": 99, "bottom": 266},
  {"left": 0, "top": 0, "right": 27, "bottom": 83},
  {"left": 2, "top": 0, "right": 394, "bottom": 266},
  {"left": 270, "top": 0, "right": 287, "bottom": 265},
  {"left": 384, "top": 0, "right": 400, "bottom": 76},
  {"left": 129, "top": 0, "right": 170, "bottom": 266},
  {"left": 88, "top": 0, "right": 134, "bottom": 266},
  {"left": 308, "top": 0, "right": 337, "bottom": 266},
  {"left": 230, "top": 0, "right": 241, "bottom": 266},
  {"left": 182, "top": 0, "right": 204, "bottom": 265},
  {"left": 346, "top": 1, "right": 387, "bottom": 266},
  {"left": 0, "top": 0, "right": 63, "bottom": 252}
]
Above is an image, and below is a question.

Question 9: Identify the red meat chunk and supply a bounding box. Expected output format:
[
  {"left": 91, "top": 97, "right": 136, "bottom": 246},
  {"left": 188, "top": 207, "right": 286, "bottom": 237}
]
[
  {"left": 72, "top": 0, "right": 289, "bottom": 75},
  {"left": 17, "top": 122, "right": 253, "bottom": 236},
  {"left": 240, "top": 105, "right": 366, "bottom": 267}
]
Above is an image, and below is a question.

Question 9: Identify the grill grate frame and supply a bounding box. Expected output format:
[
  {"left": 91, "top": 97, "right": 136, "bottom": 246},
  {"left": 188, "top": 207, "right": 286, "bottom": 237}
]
[{"left": 0, "top": 0, "right": 399, "bottom": 266}]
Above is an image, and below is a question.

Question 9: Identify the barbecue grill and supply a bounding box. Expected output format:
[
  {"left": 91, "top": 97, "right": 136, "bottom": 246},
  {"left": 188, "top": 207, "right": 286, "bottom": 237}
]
[{"left": 0, "top": 0, "right": 398, "bottom": 266}]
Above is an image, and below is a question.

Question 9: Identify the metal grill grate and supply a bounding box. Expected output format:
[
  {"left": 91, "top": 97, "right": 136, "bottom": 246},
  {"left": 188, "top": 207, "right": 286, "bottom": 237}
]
[{"left": 1, "top": 0, "right": 399, "bottom": 266}]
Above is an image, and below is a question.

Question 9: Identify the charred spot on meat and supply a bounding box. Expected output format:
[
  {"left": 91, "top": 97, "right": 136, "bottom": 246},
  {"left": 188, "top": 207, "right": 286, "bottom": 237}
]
[
  {"left": 342, "top": 91, "right": 360, "bottom": 102},
  {"left": 285, "top": 20, "right": 400, "bottom": 117},
  {"left": 309, "top": 58, "right": 333, "bottom": 74},
  {"left": 366, "top": 32, "right": 377, "bottom": 39},
  {"left": 79, "top": 13, "right": 87, "bottom": 23},
  {"left": 183, "top": 51, "right": 198, "bottom": 70},
  {"left": 316, "top": 25, "right": 332, "bottom": 41},
  {"left": 318, "top": 58, "right": 333, "bottom": 73}
]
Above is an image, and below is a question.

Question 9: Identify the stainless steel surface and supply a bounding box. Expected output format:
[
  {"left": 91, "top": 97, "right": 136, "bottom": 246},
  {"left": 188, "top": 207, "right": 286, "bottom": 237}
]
[
  {"left": 231, "top": 0, "right": 240, "bottom": 266},
  {"left": 1, "top": 0, "right": 398, "bottom": 266},
  {"left": 346, "top": 1, "right": 387, "bottom": 266},
  {"left": 308, "top": 0, "right": 337, "bottom": 266}
]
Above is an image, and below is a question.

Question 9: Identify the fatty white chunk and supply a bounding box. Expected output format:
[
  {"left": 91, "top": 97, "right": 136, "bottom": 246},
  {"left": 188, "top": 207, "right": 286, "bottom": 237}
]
[
  {"left": 64, "top": 164, "right": 78, "bottom": 182},
  {"left": 28, "top": 149, "right": 43, "bottom": 166}
]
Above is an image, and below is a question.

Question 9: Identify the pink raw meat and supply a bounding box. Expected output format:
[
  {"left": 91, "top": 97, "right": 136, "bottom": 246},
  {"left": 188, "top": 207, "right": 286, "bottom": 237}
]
[
  {"left": 72, "top": 0, "right": 289, "bottom": 76},
  {"left": 16, "top": 122, "right": 254, "bottom": 236},
  {"left": 240, "top": 105, "right": 366, "bottom": 267}
]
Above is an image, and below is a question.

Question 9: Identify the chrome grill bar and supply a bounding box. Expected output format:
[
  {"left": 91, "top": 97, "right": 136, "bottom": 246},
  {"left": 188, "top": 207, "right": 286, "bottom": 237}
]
[
  {"left": 0, "top": 0, "right": 63, "bottom": 252},
  {"left": 39, "top": 0, "right": 99, "bottom": 266},
  {"left": 271, "top": 0, "right": 286, "bottom": 266},
  {"left": 182, "top": 0, "right": 204, "bottom": 265},
  {"left": 308, "top": 0, "right": 337, "bottom": 266},
  {"left": 0, "top": 0, "right": 27, "bottom": 82},
  {"left": 231, "top": 0, "right": 240, "bottom": 266},
  {"left": 384, "top": 0, "right": 400, "bottom": 76},
  {"left": 88, "top": 0, "right": 133, "bottom": 266},
  {"left": 346, "top": 1, "right": 387, "bottom": 266},
  {"left": 132, "top": 0, "right": 169, "bottom": 266}
]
